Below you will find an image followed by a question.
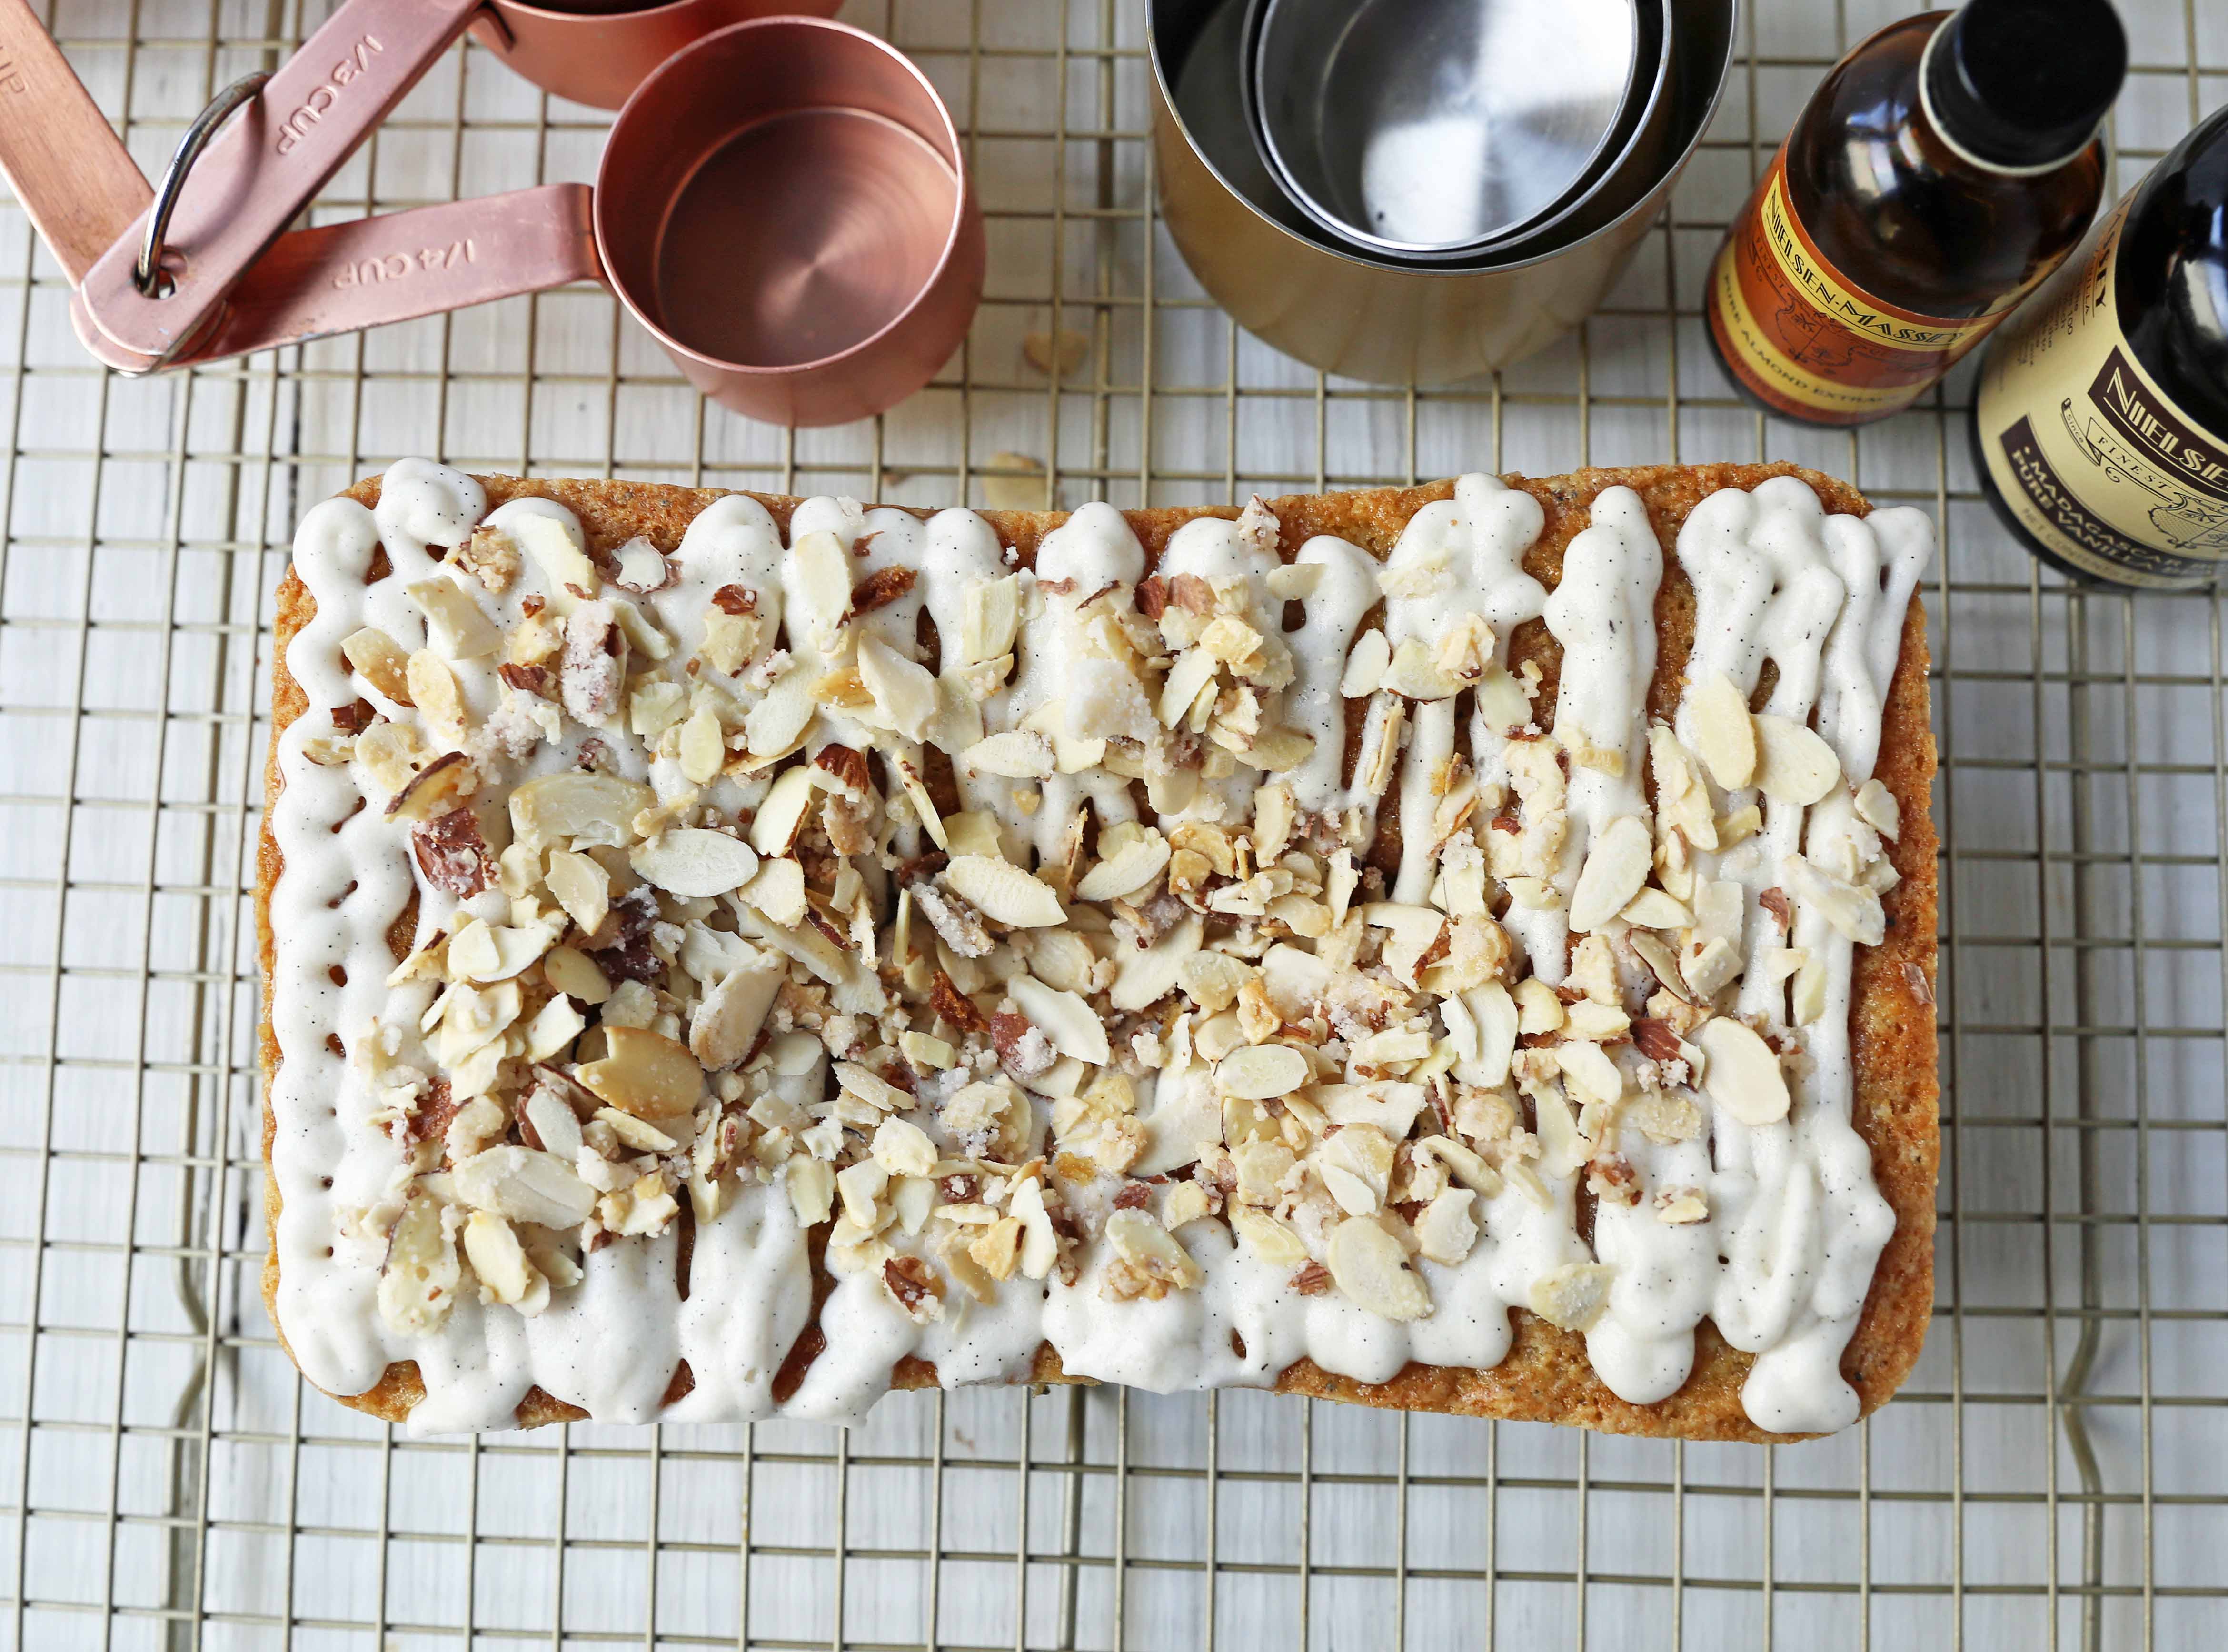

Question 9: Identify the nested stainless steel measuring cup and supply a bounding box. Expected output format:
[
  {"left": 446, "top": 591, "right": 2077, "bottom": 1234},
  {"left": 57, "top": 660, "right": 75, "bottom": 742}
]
[{"left": 0, "top": 3, "right": 981, "bottom": 427}]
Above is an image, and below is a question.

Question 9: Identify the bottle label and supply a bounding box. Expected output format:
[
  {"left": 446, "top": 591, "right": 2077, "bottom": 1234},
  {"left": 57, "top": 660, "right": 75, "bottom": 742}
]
[
  {"left": 1976, "top": 192, "right": 2228, "bottom": 588},
  {"left": 1709, "top": 146, "right": 2028, "bottom": 423}
]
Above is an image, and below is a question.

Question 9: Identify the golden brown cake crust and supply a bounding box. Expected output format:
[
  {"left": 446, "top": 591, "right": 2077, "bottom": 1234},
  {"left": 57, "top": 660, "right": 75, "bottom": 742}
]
[{"left": 261, "top": 464, "right": 1937, "bottom": 1441}]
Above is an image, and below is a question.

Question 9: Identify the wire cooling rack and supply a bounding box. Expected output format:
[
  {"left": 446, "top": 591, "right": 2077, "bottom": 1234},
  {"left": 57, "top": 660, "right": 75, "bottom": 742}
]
[{"left": 1, "top": 0, "right": 2224, "bottom": 1646}]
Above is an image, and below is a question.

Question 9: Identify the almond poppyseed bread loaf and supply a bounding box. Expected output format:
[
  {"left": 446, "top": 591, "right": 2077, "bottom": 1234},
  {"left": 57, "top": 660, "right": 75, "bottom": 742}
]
[{"left": 259, "top": 459, "right": 1937, "bottom": 1441}]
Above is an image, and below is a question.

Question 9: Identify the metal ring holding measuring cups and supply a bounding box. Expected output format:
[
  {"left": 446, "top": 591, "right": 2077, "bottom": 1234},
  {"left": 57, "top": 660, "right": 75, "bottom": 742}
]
[{"left": 135, "top": 70, "right": 271, "bottom": 295}]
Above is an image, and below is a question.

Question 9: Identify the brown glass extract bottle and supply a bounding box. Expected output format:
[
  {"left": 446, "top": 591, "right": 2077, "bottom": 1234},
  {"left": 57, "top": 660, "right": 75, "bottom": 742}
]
[
  {"left": 1706, "top": 0, "right": 2126, "bottom": 427},
  {"left": 1972, "top": 107, "right": 2228, "bottom": 589}
]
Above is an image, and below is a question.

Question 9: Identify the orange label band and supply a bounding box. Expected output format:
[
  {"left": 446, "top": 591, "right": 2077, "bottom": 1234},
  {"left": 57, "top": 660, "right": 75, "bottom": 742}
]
[{"left": 1709, "top": 149, "right": 2013, "bottom": 423}]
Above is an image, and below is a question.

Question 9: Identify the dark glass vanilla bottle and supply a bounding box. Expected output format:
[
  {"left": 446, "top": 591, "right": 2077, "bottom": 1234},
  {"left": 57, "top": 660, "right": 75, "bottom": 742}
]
[
  {"left": 1706, "top": 0, "right": 2126, "bottom": 426},
  {"left": 1972, "top": 108, "right": 2228, "bottom": 588}
]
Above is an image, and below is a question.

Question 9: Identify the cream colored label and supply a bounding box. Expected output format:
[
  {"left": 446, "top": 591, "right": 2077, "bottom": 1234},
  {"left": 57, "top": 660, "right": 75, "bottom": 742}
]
[{"left": 1977, "top": 193, "right": 2228, "bottom": 588}]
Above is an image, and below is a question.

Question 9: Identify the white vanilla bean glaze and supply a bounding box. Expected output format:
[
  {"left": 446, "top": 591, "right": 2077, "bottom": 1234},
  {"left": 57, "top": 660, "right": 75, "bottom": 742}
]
[{"left": 269, "top": 460, "right": 1930, "bottom": 1435}]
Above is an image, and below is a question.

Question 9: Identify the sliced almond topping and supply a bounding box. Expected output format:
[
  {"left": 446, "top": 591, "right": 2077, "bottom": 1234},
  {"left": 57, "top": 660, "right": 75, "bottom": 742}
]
[
  {"left": 743, "top": 662, "right": 819, "bottom": 761},
  {"left": 1853, "top": 776, "right": 1901, "bottom": 841},
  {"left": 961, "top": 574, "right": 1022, "bottom": 664},
  {"left": 1554, "top": 1039, "right": 1624, "bottom": 1104},
  {"left": 1102, "top": 1207, "right": 1204, "bottom": 1299},
  {"left": 510, "top": 771, "right": 655, "bottom": 851},
  {"left": 749, "top": 765, "right": 816, "bottom": 856},
  {"left": 387, "top": 751, "right": 477, "bottom": 824},
  {"left": 1379, "top": 636, "right": 1462, "bottom": 700},
  {"left": 1752, "top": 714, "right": 1842, "bottom": 806},
  {"left": 1340, "top": 628, "right": 1391, "bottom": 698},
  {"left": 678, "top": 704, "right": 726, "bottom": 785},
  {"left": 630, "top": 828, "right": 758, "bottom": 899},
  {"left": 544, "top": 848, "right": 609, "bottom": 935},
  {"left": 790, "top": 530, "right": 855, "bottom": 649},
  {"left": 1527, "top": 1261, "right": 1613, "bottom": 1330},
  {"left": 1214, "top": 1041, "right": 1310, "bottom": 1100},
  {"left": 1413, "top": 1188, "right": 1479, "bottom": 1265},
  {"left": 1688, "top": 670, "right": 1757, "bottom": 788},
  {"left": 543, "top": 945, "right": 612, "bottom": 1005},
  {"left": 1353, "top": 694, "right": 1406, "bottom": 797},
  {"left": 962, "top": 729, "right": 1056, "bottom": 780},
  {"left": 1780, "top": 853, "right": 1887, "bottom": 946},
  {"left": 689, "top": 950, "right": 783, "bottom": 1070},
  {"left": 1567, "top": 815, "right": 1652, "bottom": 932},
  {"left": 342, "top": 627, "right": 415, "bottom": 704},
  {"left": 1562, "top": 998, "right": 1629, "bottom": 1042},
  {"left": 857, "top": 632, "right": 938, "bottom": 740},
  {"left": 452, "top": 1145, "right": 598, "bottom": 1229},
  {"left": 407, "top": 577, "right": 500, "bottom": 660},
  {"left": 1619, "top": 887, "right": 1692, "bottom": 930},
  {"left": 1157, "top": 648, "right": 1219, "bottom": 728},
  {"left": 1325, "top": 1216, "right": 1432, "bottom": 1321},
  {"left": 510, "top": 512, "right": 600, "bottom": 608},
  {"left": 1457, "top": 981, "right": 1518, "bottom": 1086},
  {"left": 575, "top": 1026, "right": 705, "bottom": 1119},
  {"left": 378, "top": 1194, "right": 461, "bottom": 1335},
  {"left": 739, "top": 856, "right": 809, "bottom": 927},
  {"left": 944, "top": 855, "right": 1065, "bottom": 928},
  {"left": 1512, "top": 975, "right": 1564, "bottom": 1035},
  {"left": 1007, "top": 974, "right": 1111, "bottom": 1065},
  {"left": 1694, "top": 1016, "right": 1791, "bottom": 1126},
  {"left": 1228, "top": 1205, "right": 1311, "bottom": 1267}
]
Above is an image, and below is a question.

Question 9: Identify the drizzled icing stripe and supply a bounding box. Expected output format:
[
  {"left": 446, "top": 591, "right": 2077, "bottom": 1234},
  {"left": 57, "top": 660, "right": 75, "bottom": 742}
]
[{"left": 269, "top": 461, "right": 1930, "bottom": 1434}]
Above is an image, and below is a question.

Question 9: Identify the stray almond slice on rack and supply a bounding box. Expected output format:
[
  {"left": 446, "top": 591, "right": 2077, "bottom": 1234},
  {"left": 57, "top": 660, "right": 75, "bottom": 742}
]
[
  {"left": 1752, "top": 714, "right": 1842, "bottom": 806},
  {"left": 1688, "top": 670, "right": 1756, "bottom": 788},
  {"left": 1325, "top": 1216, "right": 1432, "bottom": 1321},
  {"left": 1567, "top": 815, "right": 1652, "bottom": 932},
  {"left": 630, "top": 828, "right": 758, "bottom": 898},
  {"left": 1694, "top": 1016, "right": 1791, "bottom": 1126},
  {"left": 575, "top": 1026, "right": 706, "bottom": 1119},
  {"left": 944, "top": 855, "right": 1064, "bottom": 927}
]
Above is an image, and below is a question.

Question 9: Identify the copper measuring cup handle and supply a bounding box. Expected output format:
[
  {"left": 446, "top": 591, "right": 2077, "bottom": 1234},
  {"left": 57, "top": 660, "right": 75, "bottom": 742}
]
[
  {"left": 72, "top": 0, "right": 484, "bottom": 364},
  {"left": 0, "top": 0, "right": 152, "bottom": 283},
  {"left": 69, "top": 184, "right": 601, "bottom": 372}
]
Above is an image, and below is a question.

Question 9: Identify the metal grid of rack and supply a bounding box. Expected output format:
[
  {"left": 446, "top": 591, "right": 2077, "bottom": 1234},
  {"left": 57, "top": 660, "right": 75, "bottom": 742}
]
[{"left": 0, "top": 0, "right": 2223, "bottom": 1646}]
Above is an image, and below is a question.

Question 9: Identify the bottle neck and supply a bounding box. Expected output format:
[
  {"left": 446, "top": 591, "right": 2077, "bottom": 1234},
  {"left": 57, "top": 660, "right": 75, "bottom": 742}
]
[{"left": 1917, "top": 13, "right": 2106, "bottom": 179}]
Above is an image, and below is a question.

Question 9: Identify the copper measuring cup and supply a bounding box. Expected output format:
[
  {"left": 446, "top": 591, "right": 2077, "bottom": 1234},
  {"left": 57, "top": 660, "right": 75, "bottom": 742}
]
[
  {"left": 0, "top": 3, "right": 981, "bottom": 426},
  {"left": 473, "top": 0, "right": 837, "bottom": 113}
]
